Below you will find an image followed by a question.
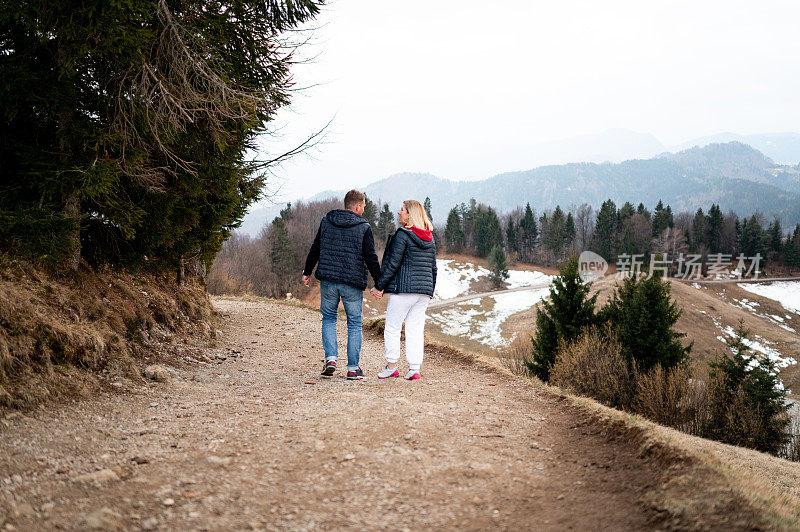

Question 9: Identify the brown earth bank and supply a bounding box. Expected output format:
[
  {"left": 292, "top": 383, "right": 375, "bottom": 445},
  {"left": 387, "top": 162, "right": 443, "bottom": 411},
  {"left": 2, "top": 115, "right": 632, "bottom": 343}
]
[
  {"left": 0, "top": 297, "right": 778, "bottom": 531},
  {"left": 0, "top": 256, "right": 215, "bottom": 410}
]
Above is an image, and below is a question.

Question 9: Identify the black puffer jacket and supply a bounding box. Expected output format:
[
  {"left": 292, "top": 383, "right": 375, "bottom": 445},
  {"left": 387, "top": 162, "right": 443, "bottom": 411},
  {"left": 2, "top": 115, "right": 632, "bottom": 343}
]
[
  {"left": 375, "top": 228, "right": 437, "bottom": 297},
  {"left": 304, "top": 209, "right": 381, "bottom": 290}
]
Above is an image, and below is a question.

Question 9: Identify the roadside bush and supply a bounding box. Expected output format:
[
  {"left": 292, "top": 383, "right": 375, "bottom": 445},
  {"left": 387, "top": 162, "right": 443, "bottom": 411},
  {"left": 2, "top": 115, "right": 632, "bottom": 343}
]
[
  {"left": 550, "top": 326, "right": 635, "bottom": 410},
  {"left": 634, "top": 363, "right": 699, "bottom": 430},
  {"left": 701, "top": 324, "right": 790, "bottom": 455},
  {"left": 500, "top": 332, "right": 535, "bottom": 377}
]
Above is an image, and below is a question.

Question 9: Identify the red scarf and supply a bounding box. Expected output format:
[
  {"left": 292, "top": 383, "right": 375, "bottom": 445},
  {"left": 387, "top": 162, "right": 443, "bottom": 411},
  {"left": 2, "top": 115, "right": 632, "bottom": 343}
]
[{"left": 407, "top": 226, "right": 432, "bottom": 241}]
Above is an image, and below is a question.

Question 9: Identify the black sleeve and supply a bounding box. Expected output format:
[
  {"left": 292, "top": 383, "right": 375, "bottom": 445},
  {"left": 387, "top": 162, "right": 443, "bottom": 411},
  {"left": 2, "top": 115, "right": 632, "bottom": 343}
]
[
  {"left": 375, "top": 231, "right": 408, "bottom": 291},
  {"left": 362, "top": 226, "right": 381, "bottom": 284},
  {"left": 431, "top": 244, "right": 437, "bottom": 295},
  {"left": 302, "top": 225, "right": 322, "bottom": 276}
]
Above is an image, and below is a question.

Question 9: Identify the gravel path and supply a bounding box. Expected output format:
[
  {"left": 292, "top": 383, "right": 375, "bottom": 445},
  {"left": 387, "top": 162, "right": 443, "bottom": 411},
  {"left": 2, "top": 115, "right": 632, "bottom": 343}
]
[{"left": 0, "top": 297, "right": 661, "bottom": 530}]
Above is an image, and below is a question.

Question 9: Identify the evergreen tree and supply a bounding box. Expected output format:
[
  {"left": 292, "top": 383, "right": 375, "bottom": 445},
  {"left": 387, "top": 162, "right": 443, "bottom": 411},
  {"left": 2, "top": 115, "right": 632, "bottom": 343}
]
[
  {"left": 377, "top": 203, "right": 396, "bottom": 243},
  {"left": 487, "top": 245, "right": 509, "bottom": 288},
  {"left": 636, "top": 203, "right": 651, "bottom": 220},
  {"left": 601, "top": 269, "right": 691, "bottom": 372},
  {"left": 0, "top": 0, "right": 323, "bottom": 270},
  {"left": 519, "top": 203, "right": 538, "bottom": 261},
  {"left": 505, "top": 217, "right": 518, "bottom": 253},
  {"left": 707, "top": 204, "right": 724, "bottom": 253},
  {"left": 707, "top": 322, "right": 790, "bottom": 454},
  {"left": 786, "top": 224, "right": 800, "bottom": 268},
  {"left": 691, "top": 208, "right": 709, "bottom": 252},
  {"left": 527, "top": 256, "right": 598, "bottom": 382},
  {"left": 594, "top": 199, "right": 618, "bottom": 260},
  {"left": 544, "top": 206, "right": 567, "bottom": 254},
  {"left": 618, "top": 202, "right": 635, "bottom": 222},
  {"left": 740, "top": 215, "right": 764, "bottom": 258},
  {"left": 461, "top": 199, "right": 478, "bottom": 249},
  {"left": 473, "top": 207, "right": 503, "bottom": 257},
  {"left": 423, "top": 197, "right": 434, "bottom": 224},
  {"left": 269, "top": 216, "right": 297, "bottom": 296},
  {"left": 363, "top": 196, "right": 378, "bottom": 231},
  {"left": 564, "top": 212, "right": 576, "bottom": 252},
  {"left": 652, "top": 200, "right": 673, "bottom": 236},
  {"left": 444, "top": 207, "right": 465, "bottom": 251},
  {"left": 768, "top": 218, "right": 783, "bottom": 253}
]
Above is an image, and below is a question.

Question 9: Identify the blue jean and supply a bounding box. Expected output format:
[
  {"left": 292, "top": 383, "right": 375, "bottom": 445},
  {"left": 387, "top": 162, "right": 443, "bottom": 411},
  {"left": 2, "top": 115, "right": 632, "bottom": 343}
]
[{"left": 320, "top": 281, "right": 363, "bottom": 370}]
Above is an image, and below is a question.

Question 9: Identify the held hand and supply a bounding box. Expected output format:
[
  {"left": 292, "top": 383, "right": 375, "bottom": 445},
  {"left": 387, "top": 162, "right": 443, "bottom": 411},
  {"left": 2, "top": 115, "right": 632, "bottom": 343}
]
[
  {"left": 374, "top": 289, "right": 384, "bottom": 300},
  {"left": 302, "top": 275, "right": 311, "bottom": 287}
]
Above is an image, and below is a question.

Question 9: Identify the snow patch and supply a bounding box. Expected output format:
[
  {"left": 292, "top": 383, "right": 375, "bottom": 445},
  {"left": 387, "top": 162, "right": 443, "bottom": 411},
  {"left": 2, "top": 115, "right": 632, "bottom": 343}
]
[
  {"left": 433, "top": 259, "right": 491, "bottom": 300},
  {"left": 738, "top": 281, "right": 800, "bottom": 315},
  {"left": 433, "top": 259, "right": 552, "bottom": 300},
  {"left": 505, "top": 269, "right": 552, "bottom": 289}
]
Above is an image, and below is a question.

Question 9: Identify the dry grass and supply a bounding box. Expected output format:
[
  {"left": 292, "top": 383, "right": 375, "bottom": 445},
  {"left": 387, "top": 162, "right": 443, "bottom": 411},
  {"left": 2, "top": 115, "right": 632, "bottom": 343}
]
[
  {"left": 0, "top": 255, "right": 216, "bottom": 410},
  {"left": 634, "top": 363, "right": 702, "bottom": 431}
]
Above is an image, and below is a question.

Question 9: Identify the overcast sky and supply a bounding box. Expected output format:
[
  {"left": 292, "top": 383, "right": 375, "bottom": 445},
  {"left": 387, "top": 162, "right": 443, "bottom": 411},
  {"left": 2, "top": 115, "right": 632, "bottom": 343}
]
[{"left": 255, "top": 0, "right": 800, "bottom": 207}]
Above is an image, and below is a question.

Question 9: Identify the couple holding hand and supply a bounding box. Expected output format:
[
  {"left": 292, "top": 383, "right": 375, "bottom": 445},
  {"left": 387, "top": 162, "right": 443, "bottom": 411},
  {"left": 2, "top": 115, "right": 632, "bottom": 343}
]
[{"left": 302, "top": 190, "right": 437, "bottom": 381}]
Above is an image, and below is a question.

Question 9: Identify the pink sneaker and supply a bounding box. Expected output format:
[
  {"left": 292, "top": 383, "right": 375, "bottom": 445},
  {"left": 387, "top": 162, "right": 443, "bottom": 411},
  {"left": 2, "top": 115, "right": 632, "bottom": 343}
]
[
  {"left": 378, "top": 366, "right": 400, "bottom": 379},
  {"left": 405, "top": 370, "right": 421, "bottom": 380}
]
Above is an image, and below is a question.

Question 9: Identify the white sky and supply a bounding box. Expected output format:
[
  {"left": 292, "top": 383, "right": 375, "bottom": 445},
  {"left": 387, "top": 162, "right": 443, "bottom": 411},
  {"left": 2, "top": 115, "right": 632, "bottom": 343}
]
[{"left": 255, "top": 0, "right": 800, "bottom": 206}]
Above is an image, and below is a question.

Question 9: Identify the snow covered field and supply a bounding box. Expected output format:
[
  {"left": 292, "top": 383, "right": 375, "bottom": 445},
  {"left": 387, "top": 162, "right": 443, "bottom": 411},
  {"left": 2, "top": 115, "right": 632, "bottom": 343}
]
[
  {"left": 428, "top": 287, "right": 551, "bottom": 348},
  {"left": 738, "top": 281, "right": 800, "bottom": 315},
  {"left": 433, "top": 260, "right": 491, "bottom": 300},
  {"left": 429, "top": 259, "right": 553, "bottom": 348}
]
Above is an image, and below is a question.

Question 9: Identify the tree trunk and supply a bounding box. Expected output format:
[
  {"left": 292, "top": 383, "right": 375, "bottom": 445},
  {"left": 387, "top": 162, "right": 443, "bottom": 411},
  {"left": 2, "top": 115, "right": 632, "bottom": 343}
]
[
  {"left": 58, "top": 36, "right": 80, "bottom": 271},
  {"left": 63, "top": 187, "right": 81, "bottom": 271},
  {"left": 177, "top": 256, "right": 185, "bottom": 289}
]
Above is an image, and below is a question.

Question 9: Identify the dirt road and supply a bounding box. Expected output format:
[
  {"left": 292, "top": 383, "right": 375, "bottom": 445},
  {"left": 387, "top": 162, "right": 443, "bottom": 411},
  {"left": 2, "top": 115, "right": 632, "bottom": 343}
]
[{"left": 0, "top": 297, "right": 747, "bottom": 530}]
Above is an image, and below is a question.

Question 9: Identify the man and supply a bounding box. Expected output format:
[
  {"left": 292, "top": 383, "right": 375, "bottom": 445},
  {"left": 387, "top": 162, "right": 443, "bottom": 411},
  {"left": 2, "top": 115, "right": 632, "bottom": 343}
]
[{"left": 302, "top": 190, "right": 381, "bottom": 379}]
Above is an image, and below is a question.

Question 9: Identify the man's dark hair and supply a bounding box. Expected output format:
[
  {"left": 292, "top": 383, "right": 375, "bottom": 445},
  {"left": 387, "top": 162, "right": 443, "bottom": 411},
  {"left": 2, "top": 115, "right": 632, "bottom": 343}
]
[{"left": 344, "top": 189, "right": 365, "bottom": 209}]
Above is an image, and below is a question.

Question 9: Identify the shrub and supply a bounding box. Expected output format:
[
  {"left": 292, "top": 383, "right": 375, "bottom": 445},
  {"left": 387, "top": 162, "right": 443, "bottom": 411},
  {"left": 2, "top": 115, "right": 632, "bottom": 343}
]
[
  {"left": 550, "top": 326, "right": 635, "bottom": 410},
  {"left": 634, "top": 363, "right": 698, "bottom": 430},
  {"left": 704, "top": 322, "right": 790, "bottom": 454}
]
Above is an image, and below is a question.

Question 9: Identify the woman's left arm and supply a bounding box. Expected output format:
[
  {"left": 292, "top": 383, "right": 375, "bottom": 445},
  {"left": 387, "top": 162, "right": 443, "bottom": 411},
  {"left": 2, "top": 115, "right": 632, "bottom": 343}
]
[{"left": 375, "top": 231, "right": 408, "bottom": 291}]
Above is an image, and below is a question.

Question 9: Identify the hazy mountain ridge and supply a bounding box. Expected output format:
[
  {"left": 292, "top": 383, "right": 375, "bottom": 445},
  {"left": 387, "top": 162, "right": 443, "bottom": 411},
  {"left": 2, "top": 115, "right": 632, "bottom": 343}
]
[
  {"left": 673, "top": 132, "right": 800, "bottom": 165},
  {"left": 240, "top": 140, "right": 800, "bottom": 235},
  {"left": 319, "top": 142, "right": 800, "bottom": 226}
]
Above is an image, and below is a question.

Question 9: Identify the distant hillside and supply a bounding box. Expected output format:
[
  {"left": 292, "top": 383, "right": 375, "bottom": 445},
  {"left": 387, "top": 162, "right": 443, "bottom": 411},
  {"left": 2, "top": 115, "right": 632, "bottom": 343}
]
[
  {"left": 239, "top": 141, "right": 800, "bottom": 235},
  {"left": 674, "top": 132, "right": 800, "bottom": 165},
  {"left": 310, "top": 142, "right": 800, "bottom": 226}
]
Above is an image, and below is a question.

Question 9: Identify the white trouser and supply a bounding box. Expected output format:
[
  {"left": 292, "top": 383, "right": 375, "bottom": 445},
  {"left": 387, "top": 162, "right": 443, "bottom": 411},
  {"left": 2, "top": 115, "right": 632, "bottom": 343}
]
[{"left": 384, "top": 293, "right": 430, "bottom": 370}]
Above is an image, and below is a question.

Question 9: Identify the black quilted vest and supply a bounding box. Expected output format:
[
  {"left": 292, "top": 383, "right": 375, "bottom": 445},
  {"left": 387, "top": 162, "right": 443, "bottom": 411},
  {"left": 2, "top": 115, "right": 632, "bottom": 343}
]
[{"left": 314, "top": 210, "right": 371, "bottom": 290}]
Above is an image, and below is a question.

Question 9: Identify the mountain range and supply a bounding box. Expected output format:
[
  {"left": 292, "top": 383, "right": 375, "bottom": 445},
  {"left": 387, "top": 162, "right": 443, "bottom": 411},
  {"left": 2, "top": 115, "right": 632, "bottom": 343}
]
[{"left": 239, "top": 138, "right": 800, "bottom": 236}]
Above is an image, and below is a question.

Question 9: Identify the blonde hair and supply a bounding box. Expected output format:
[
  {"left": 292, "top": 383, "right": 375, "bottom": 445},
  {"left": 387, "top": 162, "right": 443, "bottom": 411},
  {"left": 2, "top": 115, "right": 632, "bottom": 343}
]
[{"left": 403, "top": 200, "right": 433, "bottom": 231}]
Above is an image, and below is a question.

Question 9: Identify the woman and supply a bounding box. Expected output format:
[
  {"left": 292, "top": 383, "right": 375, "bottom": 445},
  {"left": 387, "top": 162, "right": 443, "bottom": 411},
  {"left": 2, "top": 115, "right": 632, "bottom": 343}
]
[{"left": 373, "top": 200, "right": 437, "bottom": 380}]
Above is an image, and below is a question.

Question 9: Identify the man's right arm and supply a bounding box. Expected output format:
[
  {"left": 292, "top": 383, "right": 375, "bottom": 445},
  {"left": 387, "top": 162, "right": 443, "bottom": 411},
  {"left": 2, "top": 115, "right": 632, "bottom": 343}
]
[{"left": 302, "top": 225, "right": 322, "bottom": 276}]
